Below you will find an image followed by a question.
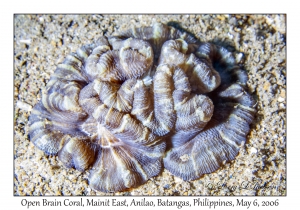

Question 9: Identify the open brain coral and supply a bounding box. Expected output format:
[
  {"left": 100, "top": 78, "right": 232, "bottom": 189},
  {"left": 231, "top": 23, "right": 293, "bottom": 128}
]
[{"left": 28, "top": 23, "right": 256, "bottom": 192}]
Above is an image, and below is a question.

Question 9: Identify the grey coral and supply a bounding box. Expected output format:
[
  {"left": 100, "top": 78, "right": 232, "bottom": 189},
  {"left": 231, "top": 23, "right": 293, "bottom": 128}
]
[{"left": 28, "top": 23, "right": 255, "bottom": 192}]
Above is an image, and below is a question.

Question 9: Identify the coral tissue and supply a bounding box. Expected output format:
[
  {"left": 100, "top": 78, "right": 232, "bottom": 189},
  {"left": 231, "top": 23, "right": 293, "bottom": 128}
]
[{"left": 29, "top": 23, "right": 255, "bottom": 192}]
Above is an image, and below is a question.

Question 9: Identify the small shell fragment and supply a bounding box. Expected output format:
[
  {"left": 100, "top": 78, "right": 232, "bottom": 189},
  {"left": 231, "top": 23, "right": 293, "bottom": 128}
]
[{"left": 16, "top": 101, "right": 32, "bottom": 112}]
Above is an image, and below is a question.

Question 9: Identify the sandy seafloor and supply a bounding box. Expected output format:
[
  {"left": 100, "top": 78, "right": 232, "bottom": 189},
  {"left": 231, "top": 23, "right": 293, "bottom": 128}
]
[{"left": 14, "top": 14, "right": 286, "bottom": 196}]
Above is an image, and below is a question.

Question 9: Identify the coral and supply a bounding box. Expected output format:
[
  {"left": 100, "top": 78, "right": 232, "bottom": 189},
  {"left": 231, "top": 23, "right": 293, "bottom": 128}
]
[{"left": 28, "top": 23, "right": 255, "bottom": 192}]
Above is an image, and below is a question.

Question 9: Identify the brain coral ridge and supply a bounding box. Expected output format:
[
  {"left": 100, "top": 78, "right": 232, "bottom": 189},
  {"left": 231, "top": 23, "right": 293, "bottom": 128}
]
[{"left": 28, "top": 23, "right": 256, "bottom": 192}]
